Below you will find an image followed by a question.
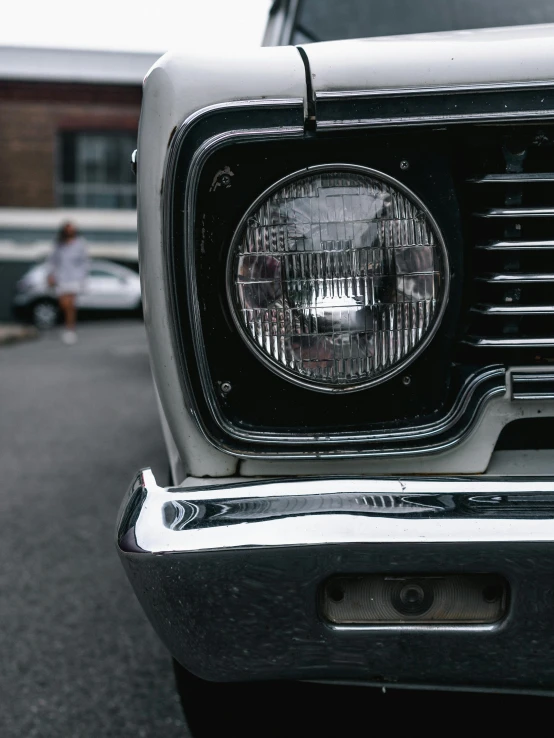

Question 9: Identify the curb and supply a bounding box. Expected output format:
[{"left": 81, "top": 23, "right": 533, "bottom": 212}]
[{"left": 0, "top": 323, "right": 39, "bottom": 346}]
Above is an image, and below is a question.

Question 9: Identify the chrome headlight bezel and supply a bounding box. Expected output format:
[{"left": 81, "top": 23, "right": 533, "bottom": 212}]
[{"left": 226, "top": 163, "right": 450, "bottom": 393}]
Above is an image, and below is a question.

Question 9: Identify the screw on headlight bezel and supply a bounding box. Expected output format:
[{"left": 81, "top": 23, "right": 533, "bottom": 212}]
[{"left": 226, "top": 163, "right": 450, "bottom": 394}]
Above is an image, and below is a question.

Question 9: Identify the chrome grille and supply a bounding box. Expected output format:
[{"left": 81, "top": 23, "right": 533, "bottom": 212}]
[{"left": 464, "top": 130, "right": 554, "bottom": 353}]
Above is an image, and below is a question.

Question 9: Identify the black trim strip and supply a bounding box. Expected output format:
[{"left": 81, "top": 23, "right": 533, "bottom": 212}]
[{"left": 316, "top": 86, "right": 554, "bottom": 128}]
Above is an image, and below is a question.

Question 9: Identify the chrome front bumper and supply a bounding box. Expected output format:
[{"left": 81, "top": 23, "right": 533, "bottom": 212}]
[{"left": 117, "top": 469, "right": 554, "bottom": 692}]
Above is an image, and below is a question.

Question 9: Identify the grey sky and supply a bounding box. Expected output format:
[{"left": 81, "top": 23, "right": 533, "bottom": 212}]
[{"left": 1, "top": 0, "right": 271, "bottom": 53}]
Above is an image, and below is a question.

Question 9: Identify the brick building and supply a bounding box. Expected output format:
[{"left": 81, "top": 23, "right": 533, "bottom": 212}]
[
  {"left": 0, "top": 46, "right": 159, "bottom": 320},
  {"left": 0, "top": 46, "right": 158, "bottom": 208}
]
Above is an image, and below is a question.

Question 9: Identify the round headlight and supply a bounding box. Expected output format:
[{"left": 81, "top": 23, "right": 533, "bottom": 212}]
[{"left": 227, "top": 164, "right": 449, "bottom": 392}]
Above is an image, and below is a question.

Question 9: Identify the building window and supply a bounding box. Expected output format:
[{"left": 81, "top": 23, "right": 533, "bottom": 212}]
[{"left": 58, "top": 131, "right": 136, "bottom": 209}]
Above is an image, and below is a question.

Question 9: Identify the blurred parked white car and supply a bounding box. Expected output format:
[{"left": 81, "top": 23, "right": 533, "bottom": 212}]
[{"left": 13, "top": 258, "right": 142, "bottom": 328}]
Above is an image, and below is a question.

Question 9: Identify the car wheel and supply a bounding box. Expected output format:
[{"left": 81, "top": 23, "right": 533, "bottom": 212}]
[{"left": 32, "top": 299, "right": 59, "bottom": 329}]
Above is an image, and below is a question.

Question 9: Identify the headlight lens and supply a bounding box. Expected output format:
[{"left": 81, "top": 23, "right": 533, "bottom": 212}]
[{"left": 227, "top": 165, "right": 449, "bottom": 392}]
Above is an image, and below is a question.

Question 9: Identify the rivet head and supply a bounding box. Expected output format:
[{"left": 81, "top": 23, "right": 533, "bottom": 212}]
[
  {"left": 220, "top": 381, "right": 232, "bottom": 394},
  {"left": 402, "top": 375, "right": 411, "bottom": 386}
]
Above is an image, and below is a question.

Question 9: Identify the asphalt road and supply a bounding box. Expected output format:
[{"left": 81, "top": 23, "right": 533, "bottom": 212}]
[{"left": 0, "top": 321, "right": 188, "bottom": 737}]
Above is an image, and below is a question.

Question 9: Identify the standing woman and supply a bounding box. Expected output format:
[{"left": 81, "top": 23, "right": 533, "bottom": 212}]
[{"left": 47, "top": 221, "right": 89, "bottom": 344}]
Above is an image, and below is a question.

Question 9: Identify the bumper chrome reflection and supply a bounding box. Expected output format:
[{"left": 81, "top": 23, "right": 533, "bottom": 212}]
[
  {"left": 118, "top": 469, "right": 554, "bottom": 554},
  {"left": 117, "top": 469, "right": 554, "bottom": 690}
]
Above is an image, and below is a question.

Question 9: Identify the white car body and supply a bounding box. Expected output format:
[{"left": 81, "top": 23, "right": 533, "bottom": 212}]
[{"left": 137, "top": 25, "right": 554, "bottom": 482}]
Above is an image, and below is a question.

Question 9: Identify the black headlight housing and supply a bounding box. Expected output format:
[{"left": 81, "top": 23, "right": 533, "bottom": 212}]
[{"left": 168, "top": 98, "right": 554, "bottom": 457}]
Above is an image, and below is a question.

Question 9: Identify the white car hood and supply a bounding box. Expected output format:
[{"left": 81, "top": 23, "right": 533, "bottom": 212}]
[{"left": 301, "top": 23, "right": 554, "bottom": 95}]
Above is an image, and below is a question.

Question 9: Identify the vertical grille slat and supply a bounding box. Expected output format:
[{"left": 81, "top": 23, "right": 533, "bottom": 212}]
[
  {"left": 463, "top": 127, "right": 554, "bottom": 356},
  {"left": 472, "top": 304, "right": 554, "bottom": 315},
  {"left": 476, "top": 240, "right": 554, "bottom": 250},
  {"left": 465, "top": 336, "right": 554, "bottom": 348},
  {"left": 476, "top": 207, "right": 554, "bottom": 218},
  {"left": 477, "top": 273, "right": 554, "bottom": 284},
  {"left": 469, "top": 173, "right": 554, "bottom": 184}
]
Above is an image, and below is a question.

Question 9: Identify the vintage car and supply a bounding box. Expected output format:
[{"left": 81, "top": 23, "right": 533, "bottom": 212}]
[{"left": 117, "top": 1, "right": 554, "bottom": 733}]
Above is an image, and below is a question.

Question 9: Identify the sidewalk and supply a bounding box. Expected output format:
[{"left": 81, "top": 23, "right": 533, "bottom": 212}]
[{"left": 0, "top": 323, "right": 38, "bottom": 346}]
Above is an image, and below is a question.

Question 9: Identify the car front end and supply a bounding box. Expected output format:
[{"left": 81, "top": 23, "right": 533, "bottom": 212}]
[{"left": 117, "top": 24, "right": 554, "bottom": 703}]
